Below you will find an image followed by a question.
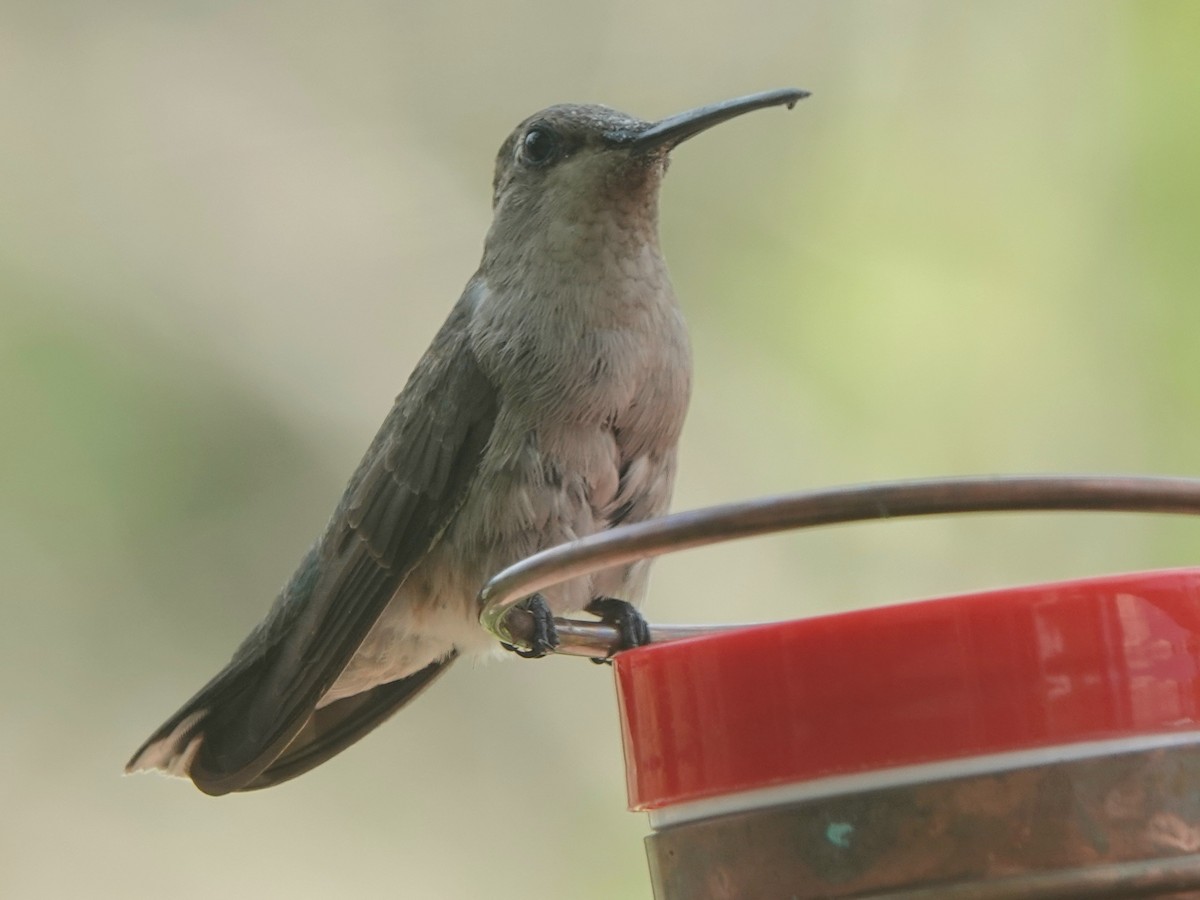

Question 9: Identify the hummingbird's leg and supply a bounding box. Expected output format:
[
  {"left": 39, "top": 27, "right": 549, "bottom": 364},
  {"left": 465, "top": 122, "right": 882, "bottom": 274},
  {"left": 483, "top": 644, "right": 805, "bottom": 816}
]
[
  {"left": 501, "top": 593, "right": 560, "bottom": 659},
  {"left": 585, "top": 596, "right": 651, "bottom": 664}
]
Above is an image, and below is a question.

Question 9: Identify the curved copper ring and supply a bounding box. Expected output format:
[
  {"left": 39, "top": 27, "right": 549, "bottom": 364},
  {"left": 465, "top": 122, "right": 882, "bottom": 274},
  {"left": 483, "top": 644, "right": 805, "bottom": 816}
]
[{"left": 478, "top": 475, "right": 1200, "bottom": 656}]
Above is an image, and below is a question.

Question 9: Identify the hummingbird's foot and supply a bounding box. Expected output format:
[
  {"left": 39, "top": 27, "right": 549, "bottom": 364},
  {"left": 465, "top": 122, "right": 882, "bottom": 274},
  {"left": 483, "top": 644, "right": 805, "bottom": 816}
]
[
  {"left": 501, "top": 593, "right": 559, "bottom": 659},
  {"left": 586, "top": 596, "right": 651, "bottom": 664}
]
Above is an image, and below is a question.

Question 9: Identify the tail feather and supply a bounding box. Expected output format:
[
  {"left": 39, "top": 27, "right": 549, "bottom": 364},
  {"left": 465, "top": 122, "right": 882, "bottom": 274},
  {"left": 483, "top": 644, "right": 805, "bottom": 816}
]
[
  {"left": 125, "top": 651, "right": 266, "bottom": 781},
  {"left": 236, "top": 653, "right": 456, "bottom": 791},
  {"left": 126, "top": 653, "right": 455, "bottom": 794},
  {"left": 124, "top": 709, "right": 207, "bottom": 778}
]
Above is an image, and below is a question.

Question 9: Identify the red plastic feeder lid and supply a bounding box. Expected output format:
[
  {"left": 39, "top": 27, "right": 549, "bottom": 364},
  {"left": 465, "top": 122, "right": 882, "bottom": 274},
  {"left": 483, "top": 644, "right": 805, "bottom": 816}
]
[{"left": 614, "top": 569, "right": 1200, "bottom": 811}]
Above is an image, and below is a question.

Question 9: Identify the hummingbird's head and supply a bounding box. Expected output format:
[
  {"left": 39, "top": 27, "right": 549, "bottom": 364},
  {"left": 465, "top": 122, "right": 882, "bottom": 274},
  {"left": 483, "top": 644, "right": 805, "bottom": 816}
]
[{"left": 482, "top": 89, "right": 809, "bottom": 269}]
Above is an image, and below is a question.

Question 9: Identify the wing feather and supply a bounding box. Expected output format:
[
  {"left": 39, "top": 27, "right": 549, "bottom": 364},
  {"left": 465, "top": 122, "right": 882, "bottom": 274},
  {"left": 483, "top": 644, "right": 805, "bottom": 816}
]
[{"left": 129, "top": 291, "right": 498, "bottom": 794}]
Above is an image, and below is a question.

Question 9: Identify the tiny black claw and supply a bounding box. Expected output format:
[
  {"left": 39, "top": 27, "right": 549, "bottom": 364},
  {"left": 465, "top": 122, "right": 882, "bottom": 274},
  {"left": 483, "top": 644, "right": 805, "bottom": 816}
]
[
  {"left": 586, "top": 596, "right": 651, "bottom": 661},
  {"left": 501, "top": 593, "right": 559, "bottom": 659}
]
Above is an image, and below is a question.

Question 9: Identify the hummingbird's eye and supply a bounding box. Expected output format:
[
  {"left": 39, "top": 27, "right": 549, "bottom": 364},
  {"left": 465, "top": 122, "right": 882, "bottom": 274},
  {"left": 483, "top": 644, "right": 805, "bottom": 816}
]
[{"left": 520, "top": 127, "right": 559, "bottom": 167}]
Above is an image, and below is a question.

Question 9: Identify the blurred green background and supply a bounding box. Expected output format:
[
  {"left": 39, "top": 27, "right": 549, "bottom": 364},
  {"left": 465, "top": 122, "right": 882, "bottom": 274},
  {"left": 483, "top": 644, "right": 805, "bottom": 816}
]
[{"left": 3, "top": 1, "right": 1199, "bottom": 897}]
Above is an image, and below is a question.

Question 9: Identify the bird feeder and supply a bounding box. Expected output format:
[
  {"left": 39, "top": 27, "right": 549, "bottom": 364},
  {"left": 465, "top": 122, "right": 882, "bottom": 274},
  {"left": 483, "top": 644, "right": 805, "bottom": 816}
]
[{"left": 480, "top": 475, "right": 1200, "bottom": 898}]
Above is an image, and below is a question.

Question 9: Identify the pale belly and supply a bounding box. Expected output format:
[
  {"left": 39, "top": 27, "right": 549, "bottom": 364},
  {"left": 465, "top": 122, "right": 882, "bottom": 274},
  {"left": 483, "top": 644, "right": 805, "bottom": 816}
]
[{"left": 317, "top": 430, "right": 666, "bottom": 707}]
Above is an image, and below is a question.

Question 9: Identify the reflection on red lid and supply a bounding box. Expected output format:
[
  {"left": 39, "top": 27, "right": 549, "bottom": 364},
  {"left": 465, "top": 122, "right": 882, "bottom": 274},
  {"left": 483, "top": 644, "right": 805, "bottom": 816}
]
[{"left": 615, "top": 569, "right": 1200, "bottom": 811}]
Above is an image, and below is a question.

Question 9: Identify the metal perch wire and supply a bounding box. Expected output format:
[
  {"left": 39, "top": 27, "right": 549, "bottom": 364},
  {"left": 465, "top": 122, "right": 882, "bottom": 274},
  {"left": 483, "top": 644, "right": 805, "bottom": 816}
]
[{"left": 478, "top": 474, "right": 1200, "bottom": 657}]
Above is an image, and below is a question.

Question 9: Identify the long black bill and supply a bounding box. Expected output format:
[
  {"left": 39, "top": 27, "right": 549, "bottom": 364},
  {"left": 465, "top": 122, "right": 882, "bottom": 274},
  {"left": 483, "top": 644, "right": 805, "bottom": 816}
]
[{"left": 624, "top": 87, "right": 810, "bottom": 153}]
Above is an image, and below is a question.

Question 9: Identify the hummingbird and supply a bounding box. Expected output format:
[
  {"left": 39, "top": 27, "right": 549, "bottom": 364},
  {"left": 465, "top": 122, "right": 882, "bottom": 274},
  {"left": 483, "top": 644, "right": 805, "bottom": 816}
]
[{"left": 127, "top": 87, "right": 807, "bottom": 794}]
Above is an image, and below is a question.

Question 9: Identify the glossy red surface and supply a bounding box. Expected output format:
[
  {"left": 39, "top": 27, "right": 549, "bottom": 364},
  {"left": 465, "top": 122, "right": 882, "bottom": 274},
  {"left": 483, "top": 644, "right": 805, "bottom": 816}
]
[{"left": 615, "top": 569, "right": 1200, "bottom": 811}]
